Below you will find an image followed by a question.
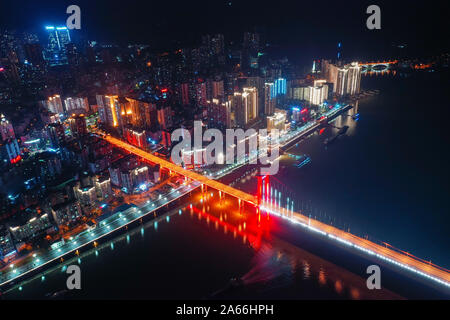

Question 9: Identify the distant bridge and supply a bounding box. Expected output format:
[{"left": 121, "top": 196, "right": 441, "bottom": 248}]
[{"left": 359, "top": 60, "right": 398, "bottom": 73}]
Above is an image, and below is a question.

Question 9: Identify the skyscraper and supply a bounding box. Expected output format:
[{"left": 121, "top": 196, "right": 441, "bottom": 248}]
[
  {"left": 274, "top": 78, "right": 287, "bottom": 96},
  {"left": 68, "top": 114, "right": 88, "bottom": 138},
  {"left": 346, "top": 62, "right": 361, "bottom": 95},
  {"left": 96, "top": 95, "right": 122, "bottom": 128},
  {"left": 195, "top": 80, "right": 207, "bottom": 107},
  {"left": 336, "top": 68, "right": 348, "bottom": 96},
  {"left": 233, "top": 87, "right": 258, "bottom": 128},
  {"left": 324, "top": 61, "right": 361, "bottom": 96},
  {"left": 64, "top": 97, "right": 89, "bottom": 113},
  {"left": 44, "top": 26, "right": 71, "bottom": 66},
  {"left": 43, "top": 95, "right": 64, "bottom": 114},
  {"left": 180, "top": 83, "right": 190, "bottom": 105},
  {"left": 264, "top": 83, "right": 276, "bottom": 116},
  {"left": 0, "top": 114, "right": 15, "bottom": 141}
]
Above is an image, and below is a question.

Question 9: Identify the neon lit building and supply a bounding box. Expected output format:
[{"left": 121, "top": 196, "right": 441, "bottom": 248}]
[
  {"left": 0, "top": 138, "right": 20, "bottom": 163},
  {"left": 0, "top": 114, "right": 15, "bottom": 141},
  {"left": 64, "top": 97, "right": 89, "bottom": 113},
  {"left": 44, "top": 26, "right": 71, "bottom": 66},
  {"left": 42, "top": 95, "right": 64, "bottom": 114},
  {"left": 96, "top": 95, "right": 122, "bottom": 129},
  {"left": 233, "top": 87, "right": 258, "bottom": 128},
  {"left": 264, "top": 82, "right": 276, "bottom": 116}
]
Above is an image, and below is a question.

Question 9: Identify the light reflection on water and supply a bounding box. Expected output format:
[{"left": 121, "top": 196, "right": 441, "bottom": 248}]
[{"left": 188, "top": 199, "right": 401, "bottom": 300}]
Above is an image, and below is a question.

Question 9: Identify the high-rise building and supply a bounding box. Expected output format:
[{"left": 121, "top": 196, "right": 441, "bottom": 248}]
[
  {"left": 51, "top": 200, "right": 83, "bottom": 226},
  {"left": 125, "top": 97, "right": 157, "bottom": 129},
  {"left": 44, "top": 26, "right": 71, "bottom": 66},
  {"left": 42, "top": 95, "right": 64, "bottom": 114},
  {"left": 0, "top": 138, "right": 20, "bottom": 163},
  {"left": 233, "top": 87, "right": 258, "bottom": 128},
  {"left": 264, "top": 83, "right": 276, "bottom": 116},
  {"left": 336, "top": 67, "right": 348, "bottom": 96},
  {"left": 0, "top": 226, "right": 16, "bottom": 262},
  {"left": 211, "top": 34, "right": 225, "bottom": 55},
  {"left": 212, "top": 79, "right": 224, "bottom": 99},
  {"left": 64, "top": 97, "right": 89, "bottom": 113},
  {"left": 243, "top": 32, "right": 260, "bottom": 52},
  {"left": 47, "top": 123, "right": 66, "bottom": 149},
  {"left": 94, "top": 176, "right": 112, "bottom": 200},
  {"left": 74, "top": 183, "right": 97, "bottom": 206},
  {"left": 124, "top": 127, "right": 147, "bottom": 148},
  {"left": 0, "top": 114, "right": 15, "bottom": 141},
  {"left": 346, "top": 62, "right": 361, "bottom": 95},
  {"left": 324, "top": 61, "right": 361, "bottom": 96},
  {"left": 157, "top": 106, "right": 172, "bottom": 130},
  {"left": 195, "top": 80, "right": 207, "bottom": 107},
  {"left": 180, "top": 83, "right": 190, "bottom": 105},
  {"left": 206, "top": 98, "right": 232, "bottom": 129},
  {"left": 9, "top": 212, "right": 52, "bottom": 243},
  {"left": 267, "top": 110, "right": 288, "bottom": 133},
  {"left": 290, "top": 85, "right": 310, "bottom": 101},
  {"left": 307, "top": 85, "right": 328, "bottom": 105},
  {"left": 66, "top": 43, "right": 80, "bottom": 66},
  {"left": 274, "top": 78, "right": 287, "bottom": 96},
  {"left": 68, "top": 114, "right": 87, "bottom": 138},
  {"left": 96, "top": 95, "right": 122, "bottom": 129}
]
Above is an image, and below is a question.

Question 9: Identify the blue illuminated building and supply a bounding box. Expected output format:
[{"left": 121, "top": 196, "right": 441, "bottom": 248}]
[
  {"left": 273, "top": 78, "right": 286, "bottom": 96},
  {"left": 44, "top": 26, "right": 71, "bottom": 66}
]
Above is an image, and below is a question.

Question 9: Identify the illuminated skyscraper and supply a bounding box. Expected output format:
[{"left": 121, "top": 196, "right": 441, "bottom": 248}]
[
  {"left": 334, "top": 62, "right": 361, "bottom": 96},
  {"left": 0, "top": 138, "right": 20, "bottom": 163},
  {"left": 346, "top": 62, "right": 361, "bottom": 95},
  {"left": 212, "top": 79, "right": 224, "bottom": 99},
  {"left": 264, "top": 83, "right": 276, "bottom": 116},
  {"left": 267, "top": 110, "right": 288, "bottom": 133},
  {"left": 47, "top": 123, "right": 66, "bottom": 149},
  {"left": 68, "top": 114, "right": 88, "bottom": 138},
  {"left": 0, "top": 114, "right": 15, "bottom": 141},
  {"left": 44, "top": 26, "right": 71, "bottom": 66},
  {"left": 64, "top": 97, "right": 89, "bottom": 113},
  {"left": 307, "top": 85, "right": 328, "bottom": 105},
  {"left": 195, "top": 80, "right": 207, "bottom": 107},
  {"left": 336, "top": 67, "right": 348, "bottom": 96},
  {"left": 43, "top": 95, "right": 64, "bottom": 114},
  {"left": 96, "top": 95, "right": 122, "bottom": 128},
  {"left": 206, "top": 98, "right": 232, "bottom": 129},
  {"left": 180, "top": 83, "right": 190, "bottom": 105},
  {"left": 233, "top": 87, "right": 258, "bottom": 128},
  {"left": 273, "top": 78, "right": 287, "bottom": 96}
]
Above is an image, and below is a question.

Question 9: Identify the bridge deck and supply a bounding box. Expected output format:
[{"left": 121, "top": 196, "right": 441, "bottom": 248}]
[
  {"left": 101, "top": 134, "right": 257, "bottom": 205},
  {"left": 261, "top": 201, "right": 450, "bottom": 286}
]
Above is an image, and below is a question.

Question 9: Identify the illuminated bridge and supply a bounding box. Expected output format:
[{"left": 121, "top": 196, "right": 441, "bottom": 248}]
[
  {"left": 359, "top": 60, "right": 398, "bottom": 73},
  {"left": 100, "top": 133, "right": 450, "bottom": 290},
  {"left": 99, "top": 133, "right": 257, "bottom": 205}
]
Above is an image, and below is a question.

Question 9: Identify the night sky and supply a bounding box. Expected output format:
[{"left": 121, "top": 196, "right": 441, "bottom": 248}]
[{"left": 0, "top": 0, "right": 448, "bottom": 60}]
